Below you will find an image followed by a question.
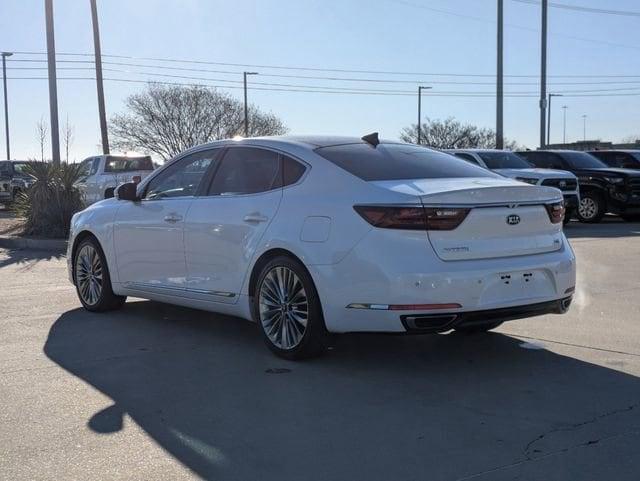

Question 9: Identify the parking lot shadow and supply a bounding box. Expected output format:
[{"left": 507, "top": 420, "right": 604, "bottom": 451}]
[
  {"left": 0, "top": 248, "right": 64, "bottom": 270},
  {"left": 44, "top": 301, "right": 640, "bottom": 481}
]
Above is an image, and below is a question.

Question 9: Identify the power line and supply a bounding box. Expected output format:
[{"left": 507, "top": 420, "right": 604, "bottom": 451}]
[
  {"left": 9, "top": 75, "right": 640, "bottom": 98},
  {"left": 13, "top": 65, "right": 640, "bottom": 87},
  {"left": 7, "top": 54, "right": 640, "bottom": 81},
  {"left": 387, "top": 0, "right": 640, "bottom": 51},
  {"left": 514, "top": 0, "right": 640, "bottom": 17}
]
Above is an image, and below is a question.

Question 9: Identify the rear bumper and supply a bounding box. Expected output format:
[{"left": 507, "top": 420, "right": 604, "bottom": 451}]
[
  {"left": 309, "top": 229, "right": 576, "bottom": 333},
  {"left": 401, "top": 296, "right": 572, "bottom": 333}
]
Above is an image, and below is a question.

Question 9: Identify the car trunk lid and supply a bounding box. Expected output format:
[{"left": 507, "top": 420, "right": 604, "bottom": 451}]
[{"left": 370, "top": 177, "right": 564, "bottom": 261}]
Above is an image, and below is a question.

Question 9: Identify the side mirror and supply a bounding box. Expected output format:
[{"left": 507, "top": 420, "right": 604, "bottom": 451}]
[
  {"left": 104, "top": 187, "right": 115, "bottom": 199},
  {"left": 116, "top": 182, "right": 140, "bottom": 201}
]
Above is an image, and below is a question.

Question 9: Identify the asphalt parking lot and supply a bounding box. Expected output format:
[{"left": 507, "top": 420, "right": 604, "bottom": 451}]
[{"left": 1, "top": 219, "right": 639, "bottom": 481}]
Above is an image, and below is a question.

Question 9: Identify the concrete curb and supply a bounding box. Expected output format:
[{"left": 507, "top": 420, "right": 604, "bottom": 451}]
[{"left": 0, "top": 235, "right": 67, "bottom": 253}]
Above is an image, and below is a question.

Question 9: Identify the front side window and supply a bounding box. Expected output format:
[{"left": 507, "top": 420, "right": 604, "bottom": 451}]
[
  {"left": 315, "top": 143, "right": 497, "bottom": 181},
  {"left": 208, "top": 147, "right": 281, "bottom": 195},
  {"left": 145, "top": 150, "right": 218, "bottom": 200},
  {"left": 477, "top": 151, "right": 532, "bottom": 169},
  {"left": 560, "top": 152, "right": 607, "bottom": 169},
  {"left": 520, "top": 152, "right": 563, "bottom": 169}
]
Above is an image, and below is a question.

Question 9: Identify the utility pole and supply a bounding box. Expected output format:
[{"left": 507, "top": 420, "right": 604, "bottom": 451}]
[
  {"left": 1, "top": 52, "right": 12, "bottom": 160},
  {"left": 547, "top": 93, "right": 562, "bottom": 146},
  {"left": 539, "top": 0, "right": 548, "bottom": 149},
  {"left": 90, "top": 0, "right": 109, "bottom": 154},
  {"left": 45, "top": 0, "right": 61, "bottom": 164},
  {"left": 243, "top": 71, "right": 258, "bottom": 136},
  {"left": 582, "top": 114, "right": 587, "bottom": 141},
  {"left": 562, "top": 105, "right": 568, "bottom": 144},
  {"left": 417, "top": 86, "right": 432, "bottom": 145},
  {"left": 496, "top": 0, "right": 504, "bottom": 149}
]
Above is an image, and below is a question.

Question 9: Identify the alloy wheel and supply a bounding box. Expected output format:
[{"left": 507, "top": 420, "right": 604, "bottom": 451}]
[
  {"left": 75, "top": 244, "right": 103, "bottom": 306},
  {"left": 579, "top": 197, "right": 597, "bottom": 220},
  {"left": 258, "top": 266, "right": 309, "bottom": 350}
]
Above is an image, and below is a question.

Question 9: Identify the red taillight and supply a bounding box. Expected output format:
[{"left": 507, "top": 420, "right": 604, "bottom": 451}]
[
  {"left": 424, "top": 208, "right": 470, "bottom": 230},
  {"left": 545, "top": 201, "right": 565, "bottom": 224},
  {"left": 353, "top": 205, "right": 469, "bottom": 231},
  {"left": 353, "top": 205, "right": 426, "bottom": 230}
]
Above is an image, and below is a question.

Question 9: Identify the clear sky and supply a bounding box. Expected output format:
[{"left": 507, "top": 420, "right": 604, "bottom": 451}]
[{"left": 2, "top": 0, "right": 640, "bottom": 161}]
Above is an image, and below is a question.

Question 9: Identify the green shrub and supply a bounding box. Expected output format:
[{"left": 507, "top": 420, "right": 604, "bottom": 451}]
[{"left": 13, "top": 162, "right": 85, "bottom": 239}]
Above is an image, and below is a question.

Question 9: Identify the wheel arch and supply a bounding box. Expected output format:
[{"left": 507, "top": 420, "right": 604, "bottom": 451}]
[
  {"left": 247, "top": 248, "right": 311, "bottom": 299},
  {"left": 70, "top": 230, "right": 101, "bottom": 284}
]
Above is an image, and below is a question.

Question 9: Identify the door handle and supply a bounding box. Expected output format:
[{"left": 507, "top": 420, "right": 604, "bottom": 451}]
[
  {"left": 243, "top": 213, "right": 269, "bottom": 223},
  {"left": 164, "top": 213, "right": 183, "bottom": 223}
]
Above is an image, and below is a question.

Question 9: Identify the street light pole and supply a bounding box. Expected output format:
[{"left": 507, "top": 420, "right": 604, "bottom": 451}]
[
  {"left": 90, "top": 0, "right": 109, "bottom": 154},
  {"left": 243, "top": 71, "right": 258, "bottom": 137},
  {"left": 45, "top": 0, "right": 61, "bottom": 165},
  {"left": 417, "top": 86, "right": 432, "bottom": 145},
  {"left": 496, "top": 0, "right": 504, "bottom": 149},
  {"left": 539, "top": 0, "right": 548, "bottom": 149},
  {"left": 1, "top": 52, "right": 12, "bottom": 160},
  {"left": 562, "top": 105, "right": 568, "bottom": 144},
  {"left": 547, "top": 93, "right": 562, "bottom": 146},
  {"left": 582, "top": 114, "right": 587, "bottom": 141}
]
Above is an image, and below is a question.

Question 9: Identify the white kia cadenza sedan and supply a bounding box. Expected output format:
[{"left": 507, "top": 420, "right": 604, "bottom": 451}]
[{"left": 68, "top": 135, "right": 576, "bottom": 359}]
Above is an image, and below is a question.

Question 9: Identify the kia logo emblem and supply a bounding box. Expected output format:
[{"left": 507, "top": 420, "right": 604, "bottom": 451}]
[{"left": 506, "top": 214, "right": 521, "bottom": 225}]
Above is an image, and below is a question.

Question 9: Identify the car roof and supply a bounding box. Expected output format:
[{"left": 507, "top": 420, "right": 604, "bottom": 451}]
[
  {"left": 589, "top": 149, "right": 640, "bottom": 153},
  {"left": 448, "top": 149, "right": 514, "bottom": 153}
]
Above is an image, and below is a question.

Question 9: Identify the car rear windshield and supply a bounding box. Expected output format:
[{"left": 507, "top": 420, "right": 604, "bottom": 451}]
[
  {"left": 315, "top": 143, "right": 497, "bottom": 181},
  {"left": 560, "top": 152, "right": 607, "bottom": 169},
  {"left": 104, "top": 156, "right": 153, "bottom": 173},
  {"left": 477, "top": 151, "right": 532, "bottom": 169}
]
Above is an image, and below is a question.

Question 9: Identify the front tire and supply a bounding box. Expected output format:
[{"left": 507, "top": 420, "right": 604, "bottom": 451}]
[
  {"left": 253, "top": 256, "right": 329, "bottom": 360},
  {"left": 74, "top": 237, "right": 126, "bottom": 312},
  {"left": 578, "top": 192, "right": 605, "bottom": 223}
]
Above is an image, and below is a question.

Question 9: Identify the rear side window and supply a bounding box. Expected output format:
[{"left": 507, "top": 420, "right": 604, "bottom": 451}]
[
  {"left": 104, "top": 156, "right": 153, "bottom": 173},
  {"left": 282, "top": 155, "right": 306, "bottom": 186},
  {"left": 315, "top": 143, "right": 497, "bottom": 181},
  {"left": 478, "top": 151, "right": 532, "bottom": 169},
  {"left": 209, "top": 147, "right": 280, "bottom": 195}
]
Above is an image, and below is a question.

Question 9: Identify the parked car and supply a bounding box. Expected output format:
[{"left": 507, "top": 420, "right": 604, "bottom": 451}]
[
  {"left": 68, "top": 135, "right": 576, "bottom": 359},
  {"left": 447, "top": 149, "right": 579, "bottom": 223},
  {"left": 0, "top": 160, "right": 36, "bottom": 205},
  {"left": 517, "top": 150, "right": 640, "bottom": 223},
  {"left": 76, "top": 155, "right": 154, "bottom": 204},
  {"left": 588, "top": 150, "right": 640, "bottom": 170}
]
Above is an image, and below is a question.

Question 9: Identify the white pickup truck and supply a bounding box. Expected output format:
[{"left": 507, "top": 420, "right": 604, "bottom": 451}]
[{"left": 76, "top": 155, "right": 155, "bottom": 204}]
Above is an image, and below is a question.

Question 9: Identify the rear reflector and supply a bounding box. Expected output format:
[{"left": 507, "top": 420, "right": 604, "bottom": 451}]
[
  {"left": 346, "top": 303, "right": 462, "bottom": 310},
  {"left": 545, "top": 201, "right": 565, "bottom": 224},
  {"left": 353, "top": 205, "right": 469, "bottom": 231}
]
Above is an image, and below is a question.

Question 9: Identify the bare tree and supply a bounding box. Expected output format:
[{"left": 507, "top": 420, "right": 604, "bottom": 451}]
[
  {"left": 62, "top": 116, "right": 74, "bottom": 163},
  {"left": 400, "top": 117, "right": 521, "bottom": 150},
  {"left": 36, "top": 117, "right": 49, "bottom": 161},
  {"left": 109, "top": 84, "right": 288, "bottom": 160}
]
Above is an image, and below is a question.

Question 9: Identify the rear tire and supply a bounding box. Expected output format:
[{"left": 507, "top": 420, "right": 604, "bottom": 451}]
[
  {"left": 578, "top": 192, "right": 605, "bottom": 223},
  {"left": 253, "top": 256, "right": 329, "bottom": 360},
  {"left": 74, "top": 237, "right": 126, "bottom": 312},
  {"left": 455, "top": 321, "right": 503, "bottom": 334}
]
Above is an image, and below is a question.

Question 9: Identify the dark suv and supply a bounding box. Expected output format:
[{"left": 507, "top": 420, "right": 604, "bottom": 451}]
[
  {"left": 588, "top": 150, "right": 640, "bottom": 170},
  {"left": 517, "top": 150, "right": 640, "bottom": 223},
  {"left": 0, "top": 160, "right": 35, "bottom": 205}
]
